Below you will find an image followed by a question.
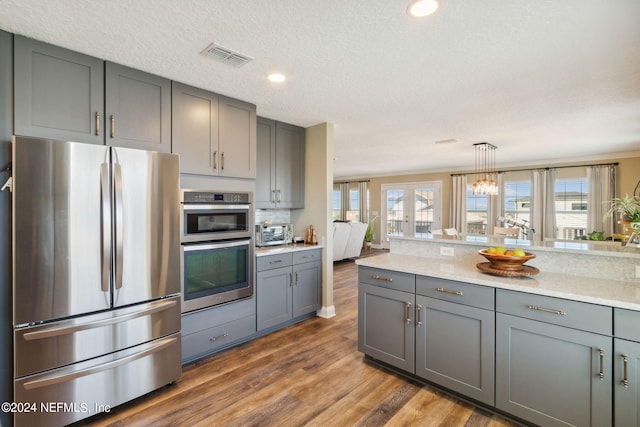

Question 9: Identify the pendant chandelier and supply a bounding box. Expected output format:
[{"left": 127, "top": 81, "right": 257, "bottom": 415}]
[{"left": 472, "top": 142, "right": 498, "bottom": 196}]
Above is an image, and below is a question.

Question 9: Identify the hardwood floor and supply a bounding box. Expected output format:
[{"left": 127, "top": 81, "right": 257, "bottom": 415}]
[{"left": 82, "top": 256, "right": 519, "bottom": 427}]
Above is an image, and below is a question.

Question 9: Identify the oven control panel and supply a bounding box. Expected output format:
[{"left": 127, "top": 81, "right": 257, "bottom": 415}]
[{"left": 182, "top": 191, "right": 252, "bottom": 204}]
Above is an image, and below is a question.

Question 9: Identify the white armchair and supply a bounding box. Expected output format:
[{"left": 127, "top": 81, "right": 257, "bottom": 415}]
[{"left": 333, "top": 222, "right": 368, "bottom": 261}]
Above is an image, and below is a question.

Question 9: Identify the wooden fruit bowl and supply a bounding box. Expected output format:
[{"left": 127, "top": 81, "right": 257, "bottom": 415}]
[{"left": 478, "top": 249, "right": 535, "bottom": 271}]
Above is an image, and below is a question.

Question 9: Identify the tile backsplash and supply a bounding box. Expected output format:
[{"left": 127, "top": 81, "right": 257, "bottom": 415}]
[{"left": 255, "top": 209, "right": 291, "bottom": 226}]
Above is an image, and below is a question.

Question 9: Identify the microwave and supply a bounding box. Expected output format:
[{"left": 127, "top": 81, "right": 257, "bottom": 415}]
[{"left": 255, "top": 223, "right": 293, "bottom": 247}]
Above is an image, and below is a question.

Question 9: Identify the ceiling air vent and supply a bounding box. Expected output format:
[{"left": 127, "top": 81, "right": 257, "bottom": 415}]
[{"left": 201, "top": 43, "right": 253, "bottom": 67}]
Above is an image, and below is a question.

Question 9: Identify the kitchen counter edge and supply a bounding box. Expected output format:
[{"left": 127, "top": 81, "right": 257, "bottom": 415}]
[{"left": 255, "top": 244, "right": 323, "bottom": 257}]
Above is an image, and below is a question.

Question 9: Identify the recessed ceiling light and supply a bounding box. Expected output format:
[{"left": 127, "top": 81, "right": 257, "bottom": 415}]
[
  {"left": 407, "top": 0, "right": 439, "bottom": 18},
  {"left": 268, "top": 73, "right": 286, "bottom": 83}
]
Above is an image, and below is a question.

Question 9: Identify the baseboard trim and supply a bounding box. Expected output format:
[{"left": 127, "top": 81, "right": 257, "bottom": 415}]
[{"left": 317, "top": 305, "right": 336, "bottom": 318}]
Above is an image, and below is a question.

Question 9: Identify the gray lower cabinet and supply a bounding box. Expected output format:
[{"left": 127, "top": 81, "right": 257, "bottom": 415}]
[
  {"left": 614, "top": 308, "right": 640, "bottom": 427},
  {"left": 181, "top": 296, "right": 256, "bottom": 364},
  {"left": 496, "top": 290, "right": 612, "bottom": 427},
  {"left": 172, "top": 82, "right": 256, "bottom": 178},
  {"left": 256, "top": 118, "right": 305, "bottom": 209},
  {"left": 14, "top": 35, "right": 104, "bottom": 144},
  {"left": 105, "top": 62, "right": 171, "bottom": 152},
  {"left": 415, "top": 276, "right": 495, "bottom": 406},
  {"left": 357, "top": 267, "right": 416, "bottom": 372},
  {"left": 256, "top": 249, "right": 322, "bottom": 331}
]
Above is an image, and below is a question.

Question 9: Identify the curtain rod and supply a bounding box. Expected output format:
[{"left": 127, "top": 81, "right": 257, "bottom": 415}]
[
  {"left": 334, "top": 179, "right": 371, "bottom": 184},
  {"left": 450, "top": 162, "right": 618, "bottom": 177}
]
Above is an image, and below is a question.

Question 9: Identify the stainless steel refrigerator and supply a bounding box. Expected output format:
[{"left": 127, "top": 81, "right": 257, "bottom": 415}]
[{"left": 11, "top": 136, "right": 181, "bottom": 427}]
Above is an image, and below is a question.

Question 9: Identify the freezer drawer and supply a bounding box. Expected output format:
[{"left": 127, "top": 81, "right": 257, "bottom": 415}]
[
  {"left": 14, "top": 332, "right": 181, "bottom": 427},
  {"left": 15, "top": 296, "right": 181, "bottom": 377}
]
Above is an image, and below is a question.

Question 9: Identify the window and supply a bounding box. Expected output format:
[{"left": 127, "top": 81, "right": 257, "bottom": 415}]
[
  {"left": 466, "top": 188, "right": 488, "bottom": 235},
  {"left": 332, "top": 188, "right": 341, "bottom": 220},
  {"left": 504, "top": 181, "right": 531, "bottom": 224},
  {"left": 382, "top": 182, "right": 442, "bottom": 247},
  {"left": 554, "top": 178, "right": 588, "bottom": 239}
]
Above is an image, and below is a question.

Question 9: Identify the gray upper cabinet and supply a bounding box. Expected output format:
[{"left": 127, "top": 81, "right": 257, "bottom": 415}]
[
  {"left": 14, "top": 35, "right": 104, "bottom": 144},
  {"left": 105, "top": 62, "right": 171, "bottom": 152},
  {"left": 256, "top": 118, "right": 305, "bottom": 208},
  {"left": 171, "top": 82, "right": 219, "bottom": 175},
  {"left": 172, "top": 83, "right": 256, "bottom": 178},
  {"left": 218, "top": 96, "right": 256, "bottom": 179}
]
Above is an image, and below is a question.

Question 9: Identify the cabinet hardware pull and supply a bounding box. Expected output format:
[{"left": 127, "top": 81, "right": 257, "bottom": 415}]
[
  {"left": 405, "top": 302, "right": 412, "bottom": 324},
  {"left": 295, "top": 272, "right": 299, "bottom": 285},
  {"left": 527, "top": 305, "right": 566, "bottom": 316},
  {"left": 276, "top": 189, "right": 281, "bottom": 203},
  {"left": 213, "top": 151, "right": 218, "bottom": 170},
  {"left": 436, "top": 287, "right": 463, "bottom": 296},
  {"left": 371, "top": 275, "right": 393, "bottom": 282},
  {"left": 416, "top": 304, "right": 422, "bottom": 327},
  {"left": 289, "top": 272, "right": 293, "bottom": 287},
  {"left": 221, "top": 152, "right": 225, "bottom": 170},
  {"left": 302, "top": 255, "right": 314, "bottom": 259},
  {"left": 110, "top": 115, "right": 115, "bottom": 138},
  {"left": 95, "top": 112, "right": 100, "bottom": 136},
  {"left": 598, "top": 348, "right": 604, "bottom": 381},
  {"left": 269, "top": 260, "right": 283, "bottom": 264},
  {"left": 209, "top": 332, "right": 228, "bottom": 342},
  {"left": 623, "top": 354, "right": 629, "bottom": 387},
  {"left": 271, "top": 189, "right": 276, "bottom": 204}
]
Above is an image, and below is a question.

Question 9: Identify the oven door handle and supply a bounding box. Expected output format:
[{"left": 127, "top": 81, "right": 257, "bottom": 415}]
[{"left": 182, "top": 239, "right": 251, "bottom": 251}]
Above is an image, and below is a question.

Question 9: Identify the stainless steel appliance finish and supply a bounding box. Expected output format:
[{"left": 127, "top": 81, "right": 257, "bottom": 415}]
[
  {"left": 12, "top": 136, "right": 181, "bottom": 427},
  {"left": 181, "top": 190, "right": 252, "bottom": 243},
  {"left": 181, "top": 239, "right": 253, "bottom": 313},
  {"left": 255, "top": 223, "right": 293, "bottom": 247},
  {"left": 180, "top": 190, "right": 254, "bottom": 313}
]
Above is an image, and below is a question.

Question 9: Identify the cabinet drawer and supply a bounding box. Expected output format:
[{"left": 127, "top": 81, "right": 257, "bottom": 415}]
[
  {"left": 496, "top": 289, "right": 612, "bottom": 335},
  {"left": 256, "top": 253, "right": 293, "bottom": 271},
  {"left": 292, "top": 248, "right": 322, "bottom": 264},
  {"left": 416, "top": 276, "right": 494, "bottom": 310},
  {"left": 358, "top": 266, "right": 415, "bottom": 293},
  {"left": 182, "top": 315, "right": 256, "bottom": 362},
  {"left": 181, "top": 297, "right": 255, "bottom": 335},
  {"left": 614, "top": 308, "right": 640, "bottom": 341}
]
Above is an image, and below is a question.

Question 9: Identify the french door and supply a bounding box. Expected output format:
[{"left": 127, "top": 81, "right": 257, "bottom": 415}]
[{"left": 381, "top": 182, "right": 442, "bottom": 248}]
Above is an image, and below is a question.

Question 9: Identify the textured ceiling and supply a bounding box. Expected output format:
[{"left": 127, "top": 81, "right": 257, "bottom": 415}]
[{"left": 1, "top": 0, "right": 639, "bottom": 179}]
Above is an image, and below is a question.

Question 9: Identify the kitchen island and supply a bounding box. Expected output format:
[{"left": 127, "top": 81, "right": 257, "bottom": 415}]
[{"left": 356, "top": 236, "right": 640, "bottom": 427}]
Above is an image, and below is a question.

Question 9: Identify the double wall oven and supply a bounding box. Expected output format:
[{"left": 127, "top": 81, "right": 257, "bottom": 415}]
[{"left": 180, "top": 190, "right": 254, "bottom": 313}]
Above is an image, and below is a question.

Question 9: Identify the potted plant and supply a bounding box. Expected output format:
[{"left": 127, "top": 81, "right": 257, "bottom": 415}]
[
  {"left": 364, "top": 215, "right": 378, "bottom": 248},
  {"left": 603, "top": 194, "right": 640, "bottom": 222}
]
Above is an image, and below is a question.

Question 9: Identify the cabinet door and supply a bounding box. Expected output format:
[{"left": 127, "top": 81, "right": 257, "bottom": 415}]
[
  {"left": 496, "top": 313, "right": 612, "bottom": 427},
  {"left": 293, "top": 260, "right": 321, "bottom": 317},
  {"left": 615, "top": 338, "right": 640, "bottom": 427},
  {"left": 14, "top": 35, "right": 104, "bottom": 144},
  {"left": 171, "top": 82, "right": 219, "bottom": 175},
  {"left": 256, "top": 266, "right": 292, "bottom": 331},
  {"left": 105, "top": 62, "right": 171, "bottom": 152},
  {"left": 275, "top": 121, "right": 305, "bottom": 208},
  {"left": 415, "top": 296, "right": 495, "bottom": 405},
  {"left": 218, "top": 96, "right": 256, "bottom": 178},
  {"left": 358, "top": 283, "right": 415, "bottom": 373},
  {"left": 255, "top": 117, "right": 276, "bottom": 208}
]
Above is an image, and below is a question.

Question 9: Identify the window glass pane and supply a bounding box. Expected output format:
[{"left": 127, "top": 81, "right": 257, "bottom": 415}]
[
  {"left": 555, "top": 178, "right": 588, "bottom": 239},
  {"left": 415, "top": 188, "right": 434, "bottom": 236},
  {"left": 466, "top": 186, "right": 487, "bottom": 235},
  {"left": 386, "top": 189, "right": 405, "bottom": 236},
  {"left": 504, "top": 181, "right": 531, "bottom": 223},
  {"left": 332, "top": 190, "right": 341, "bottom": 220}
]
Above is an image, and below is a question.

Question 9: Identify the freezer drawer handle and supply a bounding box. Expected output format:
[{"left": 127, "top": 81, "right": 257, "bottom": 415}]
[
  {"left": 22, "top": 336, "right": 177, "bottom": 390},
  {"left": 22, "top": 300, "right": 178, "bottom": 341}
]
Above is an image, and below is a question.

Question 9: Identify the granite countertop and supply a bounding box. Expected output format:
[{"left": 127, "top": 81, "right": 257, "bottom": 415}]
[
  {"left": 255, "top": 244, "right": 323, "bottom": 257},
  {"left": 356, "top": 253, "right": 640, "bottom": 311}
]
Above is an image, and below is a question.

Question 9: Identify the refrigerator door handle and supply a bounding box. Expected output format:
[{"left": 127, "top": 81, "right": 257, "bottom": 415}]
[
  {"left": 22, "top": 336, "right": 178, "bottom": 390},
  {"left": 100, "top": 163, "right": 111, "bottom": 293},
  {"left": 21, "top": 299, "right": 178, "bottom": 341},
  {"left": 113, "top": 162, "right": 124, "bottom": 290}
]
